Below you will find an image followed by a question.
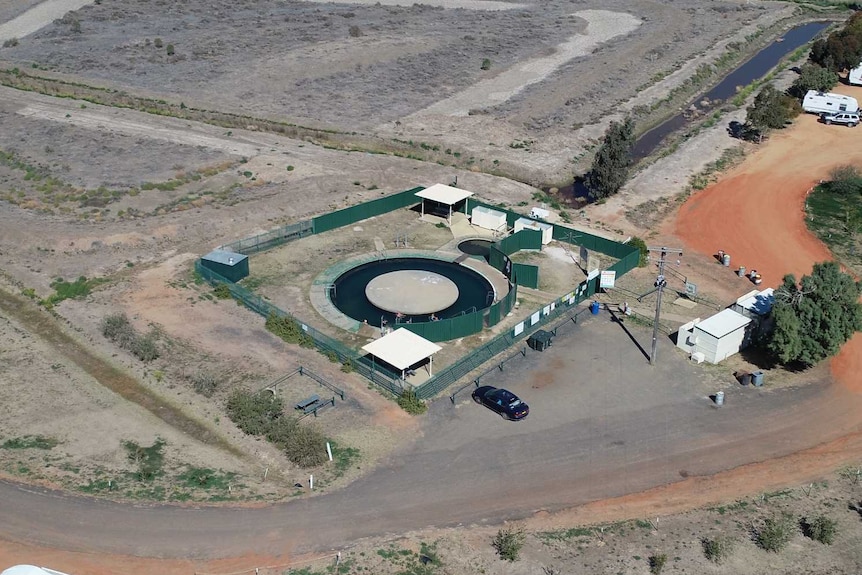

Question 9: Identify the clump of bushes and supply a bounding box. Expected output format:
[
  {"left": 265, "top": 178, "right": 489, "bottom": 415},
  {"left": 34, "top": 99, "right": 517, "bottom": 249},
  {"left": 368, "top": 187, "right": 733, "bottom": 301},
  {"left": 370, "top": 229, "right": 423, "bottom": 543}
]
[
  {"left": 702, "top": 535, "right": 734, "bottom": 563},
  {"left": 265, "top": 313, "right": 315, "bottom": 348},
  {"left": 101, "top": 313, "right": 160, "bottom": 362},
  {"left": 226, "top": 390, "right": 327, "bottom": 467},
  {"left": 123, "top": 438, "right": 165, "bottom": 482},
  {"left": 212, "top": 283, "right": 232, "bottom": 299},
  {"left": 396, "top": 389, "right": 427, "bottom": 415},
  {"left": 191, "top": 372, "right": 218, "bottom": 397},
  {"left": 802, "top": 514, "right": 837, "bottom": 545},
  {"left": 492, "top": 525, "right": 525, "bottom": 561},
  {"left": 756, "top": 513, "right": 795, "bottom": 552}
]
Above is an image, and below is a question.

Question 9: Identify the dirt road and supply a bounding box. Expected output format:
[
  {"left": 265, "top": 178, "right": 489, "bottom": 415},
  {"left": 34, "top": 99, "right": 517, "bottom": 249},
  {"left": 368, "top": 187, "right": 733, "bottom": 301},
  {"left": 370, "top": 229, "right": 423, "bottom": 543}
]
[
  {"left": 0, "top": 0, "right": 92, "bottom": 42},
  {"left": 674, "top": 95, "right": 862, "bottom": 394}
]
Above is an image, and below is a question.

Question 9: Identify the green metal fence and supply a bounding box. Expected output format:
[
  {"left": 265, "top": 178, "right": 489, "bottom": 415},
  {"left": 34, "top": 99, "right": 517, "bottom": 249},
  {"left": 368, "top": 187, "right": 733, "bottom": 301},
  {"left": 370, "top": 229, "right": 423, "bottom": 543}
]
[
  {"left": 512, "top": 263, "right": 539, "bottom": 289},
  {"left": 312, "top": 187, "right": 424, "bottom": 233},
  {"left": 221, "top": 220, "right": 313, "bottom": 255},
  {"left": 498, "top": 228, "right": 542, "bottom": 254},
  {"left": 198, "top": 188, "right": 641, "bottom": 400}
]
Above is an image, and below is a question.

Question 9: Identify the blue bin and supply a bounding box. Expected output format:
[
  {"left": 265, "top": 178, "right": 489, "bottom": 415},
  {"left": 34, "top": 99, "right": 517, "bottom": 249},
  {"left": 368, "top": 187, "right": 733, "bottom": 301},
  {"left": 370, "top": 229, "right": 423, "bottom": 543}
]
[
  {"left": 590, "top": 301, "right": 600, "bottom": 315},
  {"left": 752, "top": 371, "right": 764, "bottom": 387}
]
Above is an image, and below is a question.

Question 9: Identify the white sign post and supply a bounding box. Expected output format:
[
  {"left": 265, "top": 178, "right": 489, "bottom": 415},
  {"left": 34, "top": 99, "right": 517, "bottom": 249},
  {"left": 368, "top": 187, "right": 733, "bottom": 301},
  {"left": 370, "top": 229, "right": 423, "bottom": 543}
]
[{"left": 600, "top": 271, "right": 617, "bottom": 289}]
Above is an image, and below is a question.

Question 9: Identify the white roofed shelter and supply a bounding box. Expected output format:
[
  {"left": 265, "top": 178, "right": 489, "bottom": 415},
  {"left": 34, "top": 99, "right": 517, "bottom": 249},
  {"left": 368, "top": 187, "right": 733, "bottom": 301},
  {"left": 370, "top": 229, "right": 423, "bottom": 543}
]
[
  {"left": 691, "top": 309, "right": 752, "bottom": 364},
  {"left": 415, "top": 184, "right": 474, "bottom": 225},
  {"left": 361, "top": 328, "right": 442, "bottom": 379}
]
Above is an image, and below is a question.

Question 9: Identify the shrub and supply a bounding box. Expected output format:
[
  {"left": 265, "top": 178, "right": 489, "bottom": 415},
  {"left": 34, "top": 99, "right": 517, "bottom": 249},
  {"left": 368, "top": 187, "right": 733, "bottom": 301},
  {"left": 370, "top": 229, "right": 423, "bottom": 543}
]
[
  {"left": 789, "top": 63, "right": 838, "bottom": 99},
  {"left": 702, "top": 536, "right": 734, "bottom": 563},
  {"left": 166, "top": 44, "right": 175, "bottom": 56},
  {"left": 341, "top": 360, "right": 354, "bottom": 373},
  {"left": 226, "top": 390, "right": 284, "bottom": 436},
  {"left": 756, "top": 513, "right": 795, "bottom": 552},
  {"left": 348, "top": 25, "right": 362, "bottom": 37},
  {"left": 266, "top": 313, "right": 314, "bottom": 347},
  {"left": 803, "top": 515, "right": 837, "bottom": 545},
  {"left": 397, "top": 389, "right": 427, "bottom": 415},
  {"left": 492, "top": 525, "right": 525, "bottom": 561},
  {"left": 191, "top": 372, "right": 218, "bottom": 397},
  {"left": 131, "top": 332, "right": 160, "bottom": 362},
  {"left": 827, "top": 165, "right": 862, "bottom": 196},
  {"left": 263, "top": 409, "right": 327, "bottom": 466},
  {"left": 481, "top": 58, "right": 491, "bottom": 70},
  {"left": 629, "top": 236, "right": 649, "bottom": 267},
  {"left": 648, "top": 553, "right": 667, "bottom": 575},
  {"left": 123, "top": 438, "right": 165, "bottom": 482},
  {"left": 280, "top": 423, "right": 328, "bottom": 467},
  {"left": 213, "top": 283, "right": 232, "bottom": 299},
  {"left": 2, "top": 38, "right": 18, "bottom": 48},
  {"left": 154, "top": 38, "right": 163, "bottom": 48}
]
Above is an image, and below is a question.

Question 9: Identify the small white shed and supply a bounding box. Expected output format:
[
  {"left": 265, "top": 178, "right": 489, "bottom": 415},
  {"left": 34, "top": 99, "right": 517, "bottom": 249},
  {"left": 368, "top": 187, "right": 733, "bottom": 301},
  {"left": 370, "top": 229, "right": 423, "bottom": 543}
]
[
  {"left": 471, "top": 206, "right": 507, "bottom": 232},
  {"left": 514, "top": 217, "right": 553, "bottom": 245},
  {"left": 692, "top": 309, "right": 752, "bottom": 364}
]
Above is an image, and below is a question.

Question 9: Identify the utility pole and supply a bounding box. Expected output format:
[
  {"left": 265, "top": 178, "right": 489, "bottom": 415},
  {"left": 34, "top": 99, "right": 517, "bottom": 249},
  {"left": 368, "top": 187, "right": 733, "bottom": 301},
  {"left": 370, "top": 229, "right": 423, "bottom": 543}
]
[{"left": 647, "top": 246, "right": 683, "bottom": 365}]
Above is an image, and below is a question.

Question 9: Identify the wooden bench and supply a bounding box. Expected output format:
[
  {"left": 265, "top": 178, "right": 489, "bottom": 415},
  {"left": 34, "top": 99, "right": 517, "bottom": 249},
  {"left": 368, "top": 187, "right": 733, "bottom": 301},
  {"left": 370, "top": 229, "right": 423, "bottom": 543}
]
[{"left": 295, "top": 394, "right": 321, "bottom": 413}]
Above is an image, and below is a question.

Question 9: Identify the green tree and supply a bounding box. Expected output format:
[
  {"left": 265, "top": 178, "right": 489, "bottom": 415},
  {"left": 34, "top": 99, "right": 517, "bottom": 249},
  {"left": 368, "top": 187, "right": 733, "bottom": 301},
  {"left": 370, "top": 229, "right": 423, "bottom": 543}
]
[
  {"left": 768, "top": 261, "right": 862, "bottom": 366},
  {"left": 745, "top": 85, "right": 800, "bottom": 132},
  {"left": 811, "top": 12, "right": 862, "bottom": 72},
  {"left": 585, "top": 117, "right": 635, "bottom": 201},
  {"left": 789, "top": 63, "right": 839, "bottom": 98}
]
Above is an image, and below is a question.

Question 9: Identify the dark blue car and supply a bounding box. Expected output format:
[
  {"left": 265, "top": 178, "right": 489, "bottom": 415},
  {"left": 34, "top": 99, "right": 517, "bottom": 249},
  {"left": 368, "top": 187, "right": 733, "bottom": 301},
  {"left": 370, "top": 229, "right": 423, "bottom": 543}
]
[{"left": 472, "top": 385, "right": 529, "bottom": 420}]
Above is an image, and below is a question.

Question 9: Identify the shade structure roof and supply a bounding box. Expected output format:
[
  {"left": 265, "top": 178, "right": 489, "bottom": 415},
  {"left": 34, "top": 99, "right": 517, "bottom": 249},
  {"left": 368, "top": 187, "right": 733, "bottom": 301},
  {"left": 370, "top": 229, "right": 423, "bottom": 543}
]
[
  {"left": 361, "top": 328, "right": 442, "bottom": 370},
  {"left": 415, "top": 183, "right": 474, "bottom": 206},
  {"left": 736, "top": 288, "right": 775, "bottom": 316},
  {"left": 694, "top": 308, "right": 751, "bottom": 339}
]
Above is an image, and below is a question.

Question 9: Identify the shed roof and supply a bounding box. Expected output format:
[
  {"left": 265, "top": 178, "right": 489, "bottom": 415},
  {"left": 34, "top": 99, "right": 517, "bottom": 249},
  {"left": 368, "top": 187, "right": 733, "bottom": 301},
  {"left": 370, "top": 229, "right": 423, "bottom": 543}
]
[
  {"left": 735, "top": 288, "right": 775, "bottom": 316},
  {"left": 694, "top": 309, "right": 751, "bottom": 339},
  {"left": 202, "top": 249, "right": 247, "bottom": 266},
  {"left": 415, "top": 184, "right": 474, "bottom": 206},
  {"left": 361, "top": 328, "right": 442, "bottom": 370}
]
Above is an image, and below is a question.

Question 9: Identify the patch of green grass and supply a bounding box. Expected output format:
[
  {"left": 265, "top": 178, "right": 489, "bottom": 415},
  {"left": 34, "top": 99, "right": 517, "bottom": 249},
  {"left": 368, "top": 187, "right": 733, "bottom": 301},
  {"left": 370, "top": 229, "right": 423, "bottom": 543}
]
[
  {"left": 537, "top": 526, "right": 596, "bottom": 542},
  {"left": 175, "top": 466, "right": 237, "bottom": 490},
  {"left": 41, "top": 275, "right": 107, "bottom": 307},
  {"left": 1, "top": 435, "right": 59, "bottom": 450},
  {"left": 805, "top": 184, "right": 862, "bottom": 272},
  {"left": 330, "top": 442, "right": 360, "bottom": 477},
  {"left": 123, "top": 438, "right": 165, "bottom": 482}
]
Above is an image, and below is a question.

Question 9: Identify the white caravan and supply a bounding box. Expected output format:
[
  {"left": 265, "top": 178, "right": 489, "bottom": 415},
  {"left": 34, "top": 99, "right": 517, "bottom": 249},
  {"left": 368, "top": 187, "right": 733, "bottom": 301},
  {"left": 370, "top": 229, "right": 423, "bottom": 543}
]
[
  {"left": 802, "top": 90, "right": 859, "bottom": 115},
  {"left": 849, "top": 63, "right": 862, "bottom": 86}
]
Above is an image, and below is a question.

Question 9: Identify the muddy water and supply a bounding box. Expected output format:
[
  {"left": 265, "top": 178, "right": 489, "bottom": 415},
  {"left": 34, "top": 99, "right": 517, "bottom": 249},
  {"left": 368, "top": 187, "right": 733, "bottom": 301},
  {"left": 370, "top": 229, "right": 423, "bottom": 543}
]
[{"left": 0, "top": 287, "right": 242, "bottom": 457}]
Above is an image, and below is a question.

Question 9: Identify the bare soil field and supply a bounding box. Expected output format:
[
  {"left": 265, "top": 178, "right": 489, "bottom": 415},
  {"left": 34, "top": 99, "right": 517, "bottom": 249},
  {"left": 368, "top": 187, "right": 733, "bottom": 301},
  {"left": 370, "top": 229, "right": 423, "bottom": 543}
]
[{"left": 0, "top": 0, "right": 794, "bottom": 183}]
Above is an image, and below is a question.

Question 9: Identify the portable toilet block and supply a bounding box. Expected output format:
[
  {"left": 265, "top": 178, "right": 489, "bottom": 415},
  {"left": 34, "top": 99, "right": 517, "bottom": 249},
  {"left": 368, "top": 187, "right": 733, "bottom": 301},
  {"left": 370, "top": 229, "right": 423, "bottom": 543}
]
[
  {"left": 470, "top": 206, "right": 507, "bottom": 232},
  {"left": 514, "top": 218, "right": 553, "bottom": 245}
]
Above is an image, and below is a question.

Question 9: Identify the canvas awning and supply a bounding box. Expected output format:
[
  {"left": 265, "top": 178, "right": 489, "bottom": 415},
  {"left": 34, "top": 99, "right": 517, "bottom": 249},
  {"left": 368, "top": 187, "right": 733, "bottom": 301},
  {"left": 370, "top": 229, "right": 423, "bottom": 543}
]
[
  {"left": 361, "top": 328, "right": 442, "bottom": 378},
  {"left": 415, "top": 184, "right": 474, "bottom": 225}
]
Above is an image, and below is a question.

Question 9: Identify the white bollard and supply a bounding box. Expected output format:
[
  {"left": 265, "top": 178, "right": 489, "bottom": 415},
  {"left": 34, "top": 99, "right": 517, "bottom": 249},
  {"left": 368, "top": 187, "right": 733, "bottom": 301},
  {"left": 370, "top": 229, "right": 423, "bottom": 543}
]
[
  {"left": 309, "top": 474, "right": 314, "bottom": 490},
  {"left": 326, "top": 442, "right": 333, "bottom": 462}
]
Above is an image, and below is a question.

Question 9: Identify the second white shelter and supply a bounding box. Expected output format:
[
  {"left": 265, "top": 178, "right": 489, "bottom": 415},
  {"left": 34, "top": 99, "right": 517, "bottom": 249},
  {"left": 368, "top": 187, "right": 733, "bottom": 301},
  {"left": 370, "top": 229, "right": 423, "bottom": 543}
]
[
  {"left": 361, "top": 328, "right": 442, "bottom": 379},
  {"left": 514, "top": 217, "right": 553, "bottom": 245},
  {"left": 415, "top": 184, "right": 474, "bottom": 225}
]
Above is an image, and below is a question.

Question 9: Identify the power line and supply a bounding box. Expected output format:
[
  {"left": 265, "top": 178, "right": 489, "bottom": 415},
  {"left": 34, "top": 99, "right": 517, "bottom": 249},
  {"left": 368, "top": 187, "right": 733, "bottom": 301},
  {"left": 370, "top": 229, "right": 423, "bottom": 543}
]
[{"left": 646, "top": 246, "right": 683, "bottom": 366}]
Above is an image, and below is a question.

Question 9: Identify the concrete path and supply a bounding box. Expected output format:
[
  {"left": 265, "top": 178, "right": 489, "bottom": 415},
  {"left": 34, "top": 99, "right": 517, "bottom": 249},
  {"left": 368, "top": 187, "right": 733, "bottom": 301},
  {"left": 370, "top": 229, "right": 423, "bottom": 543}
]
[{"left": 0, "top": 0, "right": 92, "bottom": 43}]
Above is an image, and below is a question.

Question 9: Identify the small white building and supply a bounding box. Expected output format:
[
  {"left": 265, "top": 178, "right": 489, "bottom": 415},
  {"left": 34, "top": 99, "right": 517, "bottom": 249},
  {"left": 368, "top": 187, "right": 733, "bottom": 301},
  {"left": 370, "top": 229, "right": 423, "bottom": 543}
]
[
  {"left": 676, "top": 309, "right": 752, "bottom": 364},
  {"left": 470, "top": 206, "right": 507, "bottom": 232},
  {"left": 1, "top": 567, "right": 70, "bottom": 575},
  {"left": 514, "top": 217, "right": 553, "bottom": 245}
]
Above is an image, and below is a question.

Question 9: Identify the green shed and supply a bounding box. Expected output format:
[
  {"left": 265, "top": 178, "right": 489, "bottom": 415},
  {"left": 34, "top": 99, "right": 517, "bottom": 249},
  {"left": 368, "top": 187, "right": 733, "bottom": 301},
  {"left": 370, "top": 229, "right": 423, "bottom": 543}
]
[{"left": 201, "top": 250, "right": 249, "bottom": 283}]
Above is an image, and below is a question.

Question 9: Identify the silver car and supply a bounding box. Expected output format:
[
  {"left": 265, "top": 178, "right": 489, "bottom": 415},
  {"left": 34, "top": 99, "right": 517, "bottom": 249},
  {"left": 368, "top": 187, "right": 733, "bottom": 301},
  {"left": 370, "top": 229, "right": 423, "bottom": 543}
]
[{"left": 820, "top": 111, "right": 860, "bottom": 127}]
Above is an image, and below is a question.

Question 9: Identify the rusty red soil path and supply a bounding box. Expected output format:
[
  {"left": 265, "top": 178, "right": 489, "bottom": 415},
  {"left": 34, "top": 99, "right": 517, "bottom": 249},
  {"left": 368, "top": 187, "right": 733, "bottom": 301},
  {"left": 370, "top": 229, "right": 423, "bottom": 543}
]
[{"left": 675, "top": 102, "right": 862, "bottom": 394}]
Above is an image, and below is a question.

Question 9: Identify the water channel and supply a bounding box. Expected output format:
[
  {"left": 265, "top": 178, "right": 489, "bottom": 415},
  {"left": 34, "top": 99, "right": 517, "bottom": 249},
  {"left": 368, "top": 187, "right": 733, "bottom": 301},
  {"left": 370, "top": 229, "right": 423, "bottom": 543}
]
[{"left": 556, "top": 21, "right": 831, "bottom": 201}]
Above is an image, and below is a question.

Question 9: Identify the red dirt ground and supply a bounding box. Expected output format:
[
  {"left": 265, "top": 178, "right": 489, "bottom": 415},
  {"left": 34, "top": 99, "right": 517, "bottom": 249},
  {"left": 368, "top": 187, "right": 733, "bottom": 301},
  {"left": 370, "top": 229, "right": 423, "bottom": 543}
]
[{"left": 674, "top": 94, "right": 862, "bottom": 394}]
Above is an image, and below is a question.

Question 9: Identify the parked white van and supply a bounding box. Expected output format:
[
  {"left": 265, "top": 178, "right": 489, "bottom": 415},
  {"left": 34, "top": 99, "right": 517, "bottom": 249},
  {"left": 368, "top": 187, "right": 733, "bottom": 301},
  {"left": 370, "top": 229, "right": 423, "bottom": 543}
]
[{"left": 802, "top": 90, "right": 859, "bottom": 115}]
